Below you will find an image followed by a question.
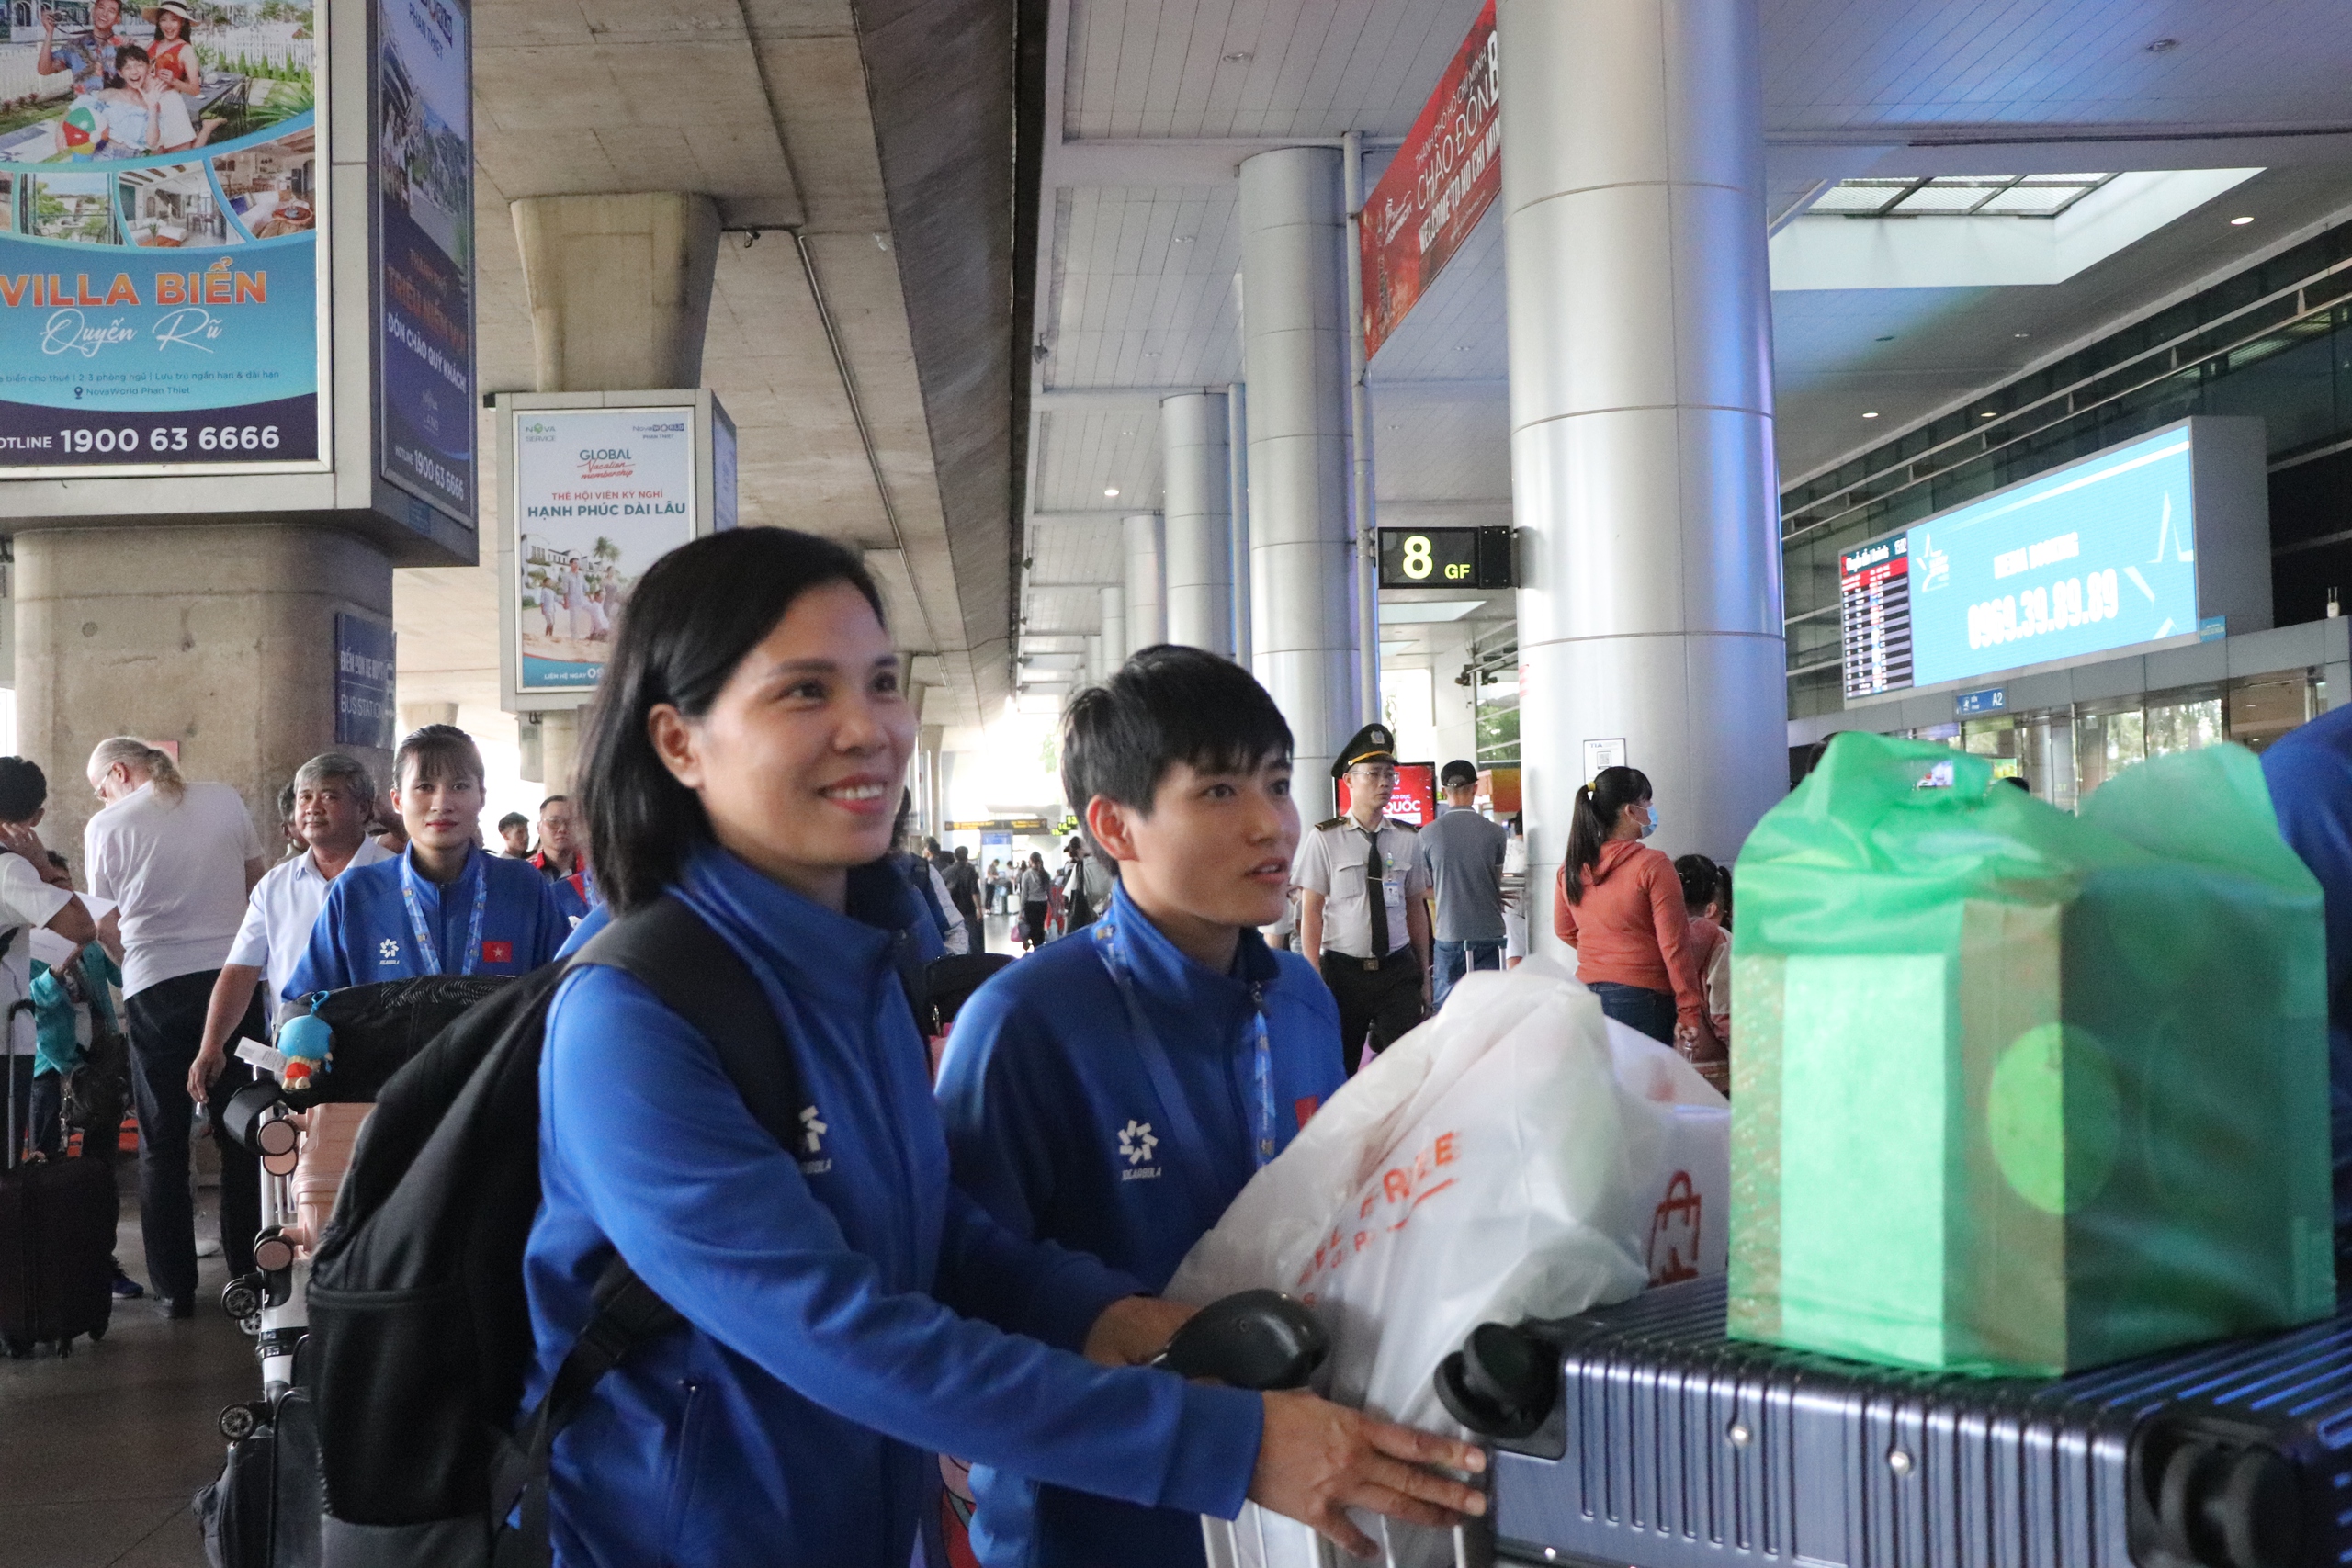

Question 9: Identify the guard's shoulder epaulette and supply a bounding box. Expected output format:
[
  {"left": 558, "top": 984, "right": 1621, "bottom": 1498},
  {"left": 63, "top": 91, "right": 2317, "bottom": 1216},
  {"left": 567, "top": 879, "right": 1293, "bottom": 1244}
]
[
  {"left": 1315, "top": 816, "right": 1346, "bottom": 831},
  {"left": 1390, "top": 816, "right": 1420, "bottom": 833}
]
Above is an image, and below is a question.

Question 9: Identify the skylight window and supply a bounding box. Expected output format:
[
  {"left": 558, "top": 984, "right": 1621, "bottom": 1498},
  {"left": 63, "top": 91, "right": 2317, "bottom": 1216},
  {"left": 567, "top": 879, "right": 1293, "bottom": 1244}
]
[{"left": 1812, "top": 174, "right": 2116, "bottom": 220}]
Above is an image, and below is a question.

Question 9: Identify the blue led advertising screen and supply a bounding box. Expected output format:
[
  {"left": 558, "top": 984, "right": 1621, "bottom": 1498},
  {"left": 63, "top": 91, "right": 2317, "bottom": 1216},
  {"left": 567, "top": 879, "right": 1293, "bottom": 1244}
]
[
  {"left": 0, "top": 0, "right": 326, "bottom": 474},
  {"left": 1839, "top": 426, "right": 2202, "bottom": 697},
  {"left": 376, "top": 0, "right": 472, "bottom": 519}
]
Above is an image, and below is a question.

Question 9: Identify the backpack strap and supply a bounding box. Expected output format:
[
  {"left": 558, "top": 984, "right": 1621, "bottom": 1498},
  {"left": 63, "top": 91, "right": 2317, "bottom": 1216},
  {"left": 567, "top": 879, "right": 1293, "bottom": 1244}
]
[{"left": 493, "top": 894, "right": 805, "bottom": 1567}]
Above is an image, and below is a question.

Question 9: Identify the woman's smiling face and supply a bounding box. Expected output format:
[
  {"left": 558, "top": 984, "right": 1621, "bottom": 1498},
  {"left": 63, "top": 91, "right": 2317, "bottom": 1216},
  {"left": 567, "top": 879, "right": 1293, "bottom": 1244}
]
[{"left": 649, "top": 580, "right": 913, "bottom": 908}]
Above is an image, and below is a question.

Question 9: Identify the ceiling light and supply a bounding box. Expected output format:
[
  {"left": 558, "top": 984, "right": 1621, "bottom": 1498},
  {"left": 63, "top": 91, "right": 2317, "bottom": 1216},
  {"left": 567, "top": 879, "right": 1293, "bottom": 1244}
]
[
  {"left": 1453, "top": 344, "right": 1471, "bottom": 352},
  {"left": 1143, "top": 351, "right": 1160, "bottom": 357},
  {"left": 1981, "top": 412, "right": 1996, "bottom": 419},
  {"left": 2230, "top": 215, "right": 2254, "bottom": 225},
  {"left": 2145, "top": 37, "right": 2177, "bottom": 52},
  {"left": 1862, "top": 412, "right": 1880, "bottom": 419},
  {"left": 2015, "top": 332, "right": 2030, "bottom": 339},
  {"left": 1104, "top": 487, "right": 1120, "bottom": 498},
  {"left": 1174, "top": 236, "right": 1194, "bottom": 244},
  {"left": 1222, "top": 51, "right": 1251, "bottom": 62}
]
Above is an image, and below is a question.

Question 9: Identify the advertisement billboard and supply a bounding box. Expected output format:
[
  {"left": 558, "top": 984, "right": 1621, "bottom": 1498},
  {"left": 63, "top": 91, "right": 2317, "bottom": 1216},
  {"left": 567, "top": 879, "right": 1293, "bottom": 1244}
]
[
  {"left": 1360, "top": 0, "right": 1498, "bottom": 360},
  {"left": 376, "top": 0, "right": 471, "bottom": 517},
  {"left": 0, "top": 0, "right": 327, "bottom": 473},
  {"left": 1831, "top": 422, "right": 2269, "bottom": 701},
  {"left": 511, "top": 406, "right": 695, "bottom": 693}
]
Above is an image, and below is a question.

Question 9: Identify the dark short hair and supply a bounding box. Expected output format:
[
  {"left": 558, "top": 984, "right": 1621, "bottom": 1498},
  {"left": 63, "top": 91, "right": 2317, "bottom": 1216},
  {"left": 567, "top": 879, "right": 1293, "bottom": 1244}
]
[
  {"left": 496, "top": 811, "right": 528, "bottom": 831},
  {"left": 1060, "top": 645, "right": 1293, "bottom": 842},
  {"left": 539, "top": 795, "right": 570, "bottom": 813},
  {"left": 0, "top": 758, "right": 46, "bottom": 824},
  {"left": 114, "top": 42, "right": 147, "bottom": 65},
  {"left": 394, "top": 723, "right": 484, "bottom": 791},
  {"left": 580, "top": 528, "right": 886, "bottom": 913},
  {"left": 277, "top": 783, "right": 297, "bottom": 819},
  {"left": 1440, "top": 759, "right": 1477, "bottom": 788}
]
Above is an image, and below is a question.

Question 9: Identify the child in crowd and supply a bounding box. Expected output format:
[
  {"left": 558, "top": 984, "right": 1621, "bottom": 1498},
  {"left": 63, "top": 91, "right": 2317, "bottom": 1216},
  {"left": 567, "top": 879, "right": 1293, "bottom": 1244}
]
[
  {"left": 288, "top": 725, "right": 570, "bottom": 996},
  {"left": 936, "top": 646, "right": 1349, "bottom": 1568},
  {"left": 1674, "top": 853, "right": 1733, "bottom": 1091}
]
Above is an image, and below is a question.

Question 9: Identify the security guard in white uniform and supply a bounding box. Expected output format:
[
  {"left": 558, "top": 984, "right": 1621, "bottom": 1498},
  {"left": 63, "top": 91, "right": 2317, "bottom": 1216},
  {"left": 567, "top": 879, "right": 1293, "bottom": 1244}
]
[{"left": 1294, "top": 723, "right": 1430, "bottom": 1076}]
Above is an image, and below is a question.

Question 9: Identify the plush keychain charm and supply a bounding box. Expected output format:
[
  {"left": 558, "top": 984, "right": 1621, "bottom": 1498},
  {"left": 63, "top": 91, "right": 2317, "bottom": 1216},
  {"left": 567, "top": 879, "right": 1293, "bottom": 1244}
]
[{"left": 276, "top": 994, "right": 335, "bottom": 1091}]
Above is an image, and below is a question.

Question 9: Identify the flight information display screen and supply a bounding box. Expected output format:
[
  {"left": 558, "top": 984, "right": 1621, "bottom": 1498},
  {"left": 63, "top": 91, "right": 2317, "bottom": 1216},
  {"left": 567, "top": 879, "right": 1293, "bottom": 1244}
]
[
  {"left": 1839, "top": 537, "right": 1912, "bottom": 699},
  {"left": 1835, "top": 426, "right": 2202, "bottom": 698}
]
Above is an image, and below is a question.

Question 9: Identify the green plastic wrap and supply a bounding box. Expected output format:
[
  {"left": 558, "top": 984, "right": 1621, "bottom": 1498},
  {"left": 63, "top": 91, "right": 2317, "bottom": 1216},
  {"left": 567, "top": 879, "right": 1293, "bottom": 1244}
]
[{"left": 1727, "top": 733, "right": 2335, "bottom": 1377}]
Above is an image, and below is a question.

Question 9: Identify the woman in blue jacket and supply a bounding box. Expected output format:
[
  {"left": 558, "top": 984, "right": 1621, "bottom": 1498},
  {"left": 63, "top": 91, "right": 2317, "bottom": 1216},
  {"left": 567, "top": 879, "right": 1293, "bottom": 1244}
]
[{"left": 524, "top": 528, "right": 1484, "bottom": 1568}]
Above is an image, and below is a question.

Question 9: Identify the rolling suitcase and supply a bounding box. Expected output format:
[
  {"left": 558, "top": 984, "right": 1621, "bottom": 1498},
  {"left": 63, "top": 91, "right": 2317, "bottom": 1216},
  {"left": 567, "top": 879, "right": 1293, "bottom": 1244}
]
[
  {"left": 0, "top": 1051, "right": 115, "bottom": 1357},
  {"left": 1475, "top": 1273, "right": 2346, "bottom": 1568}
]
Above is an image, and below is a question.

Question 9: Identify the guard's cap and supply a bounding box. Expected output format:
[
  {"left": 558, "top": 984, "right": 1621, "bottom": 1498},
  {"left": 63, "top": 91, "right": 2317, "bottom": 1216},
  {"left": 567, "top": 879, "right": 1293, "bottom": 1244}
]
[{"left": 1332, "top": 723, "right": 1397, "bottom": 779}]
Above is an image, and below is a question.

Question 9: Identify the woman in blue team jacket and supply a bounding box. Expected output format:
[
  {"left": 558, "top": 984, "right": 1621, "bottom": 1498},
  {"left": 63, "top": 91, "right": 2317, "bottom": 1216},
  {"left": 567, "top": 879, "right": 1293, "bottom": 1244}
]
[{"left": 522, "top": 529, "right": 1484, "bottom": 1568}]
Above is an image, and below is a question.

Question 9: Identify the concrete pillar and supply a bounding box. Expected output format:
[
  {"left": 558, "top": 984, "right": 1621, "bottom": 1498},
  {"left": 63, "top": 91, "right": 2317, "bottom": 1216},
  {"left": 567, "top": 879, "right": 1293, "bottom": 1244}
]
[
  {"left": 17, "top": 523, "right": 394, "bottom": 856},
  {"left": 511, "top": 193, "right": 723, "bottom": 393},
  {"left": 1100, "top": 585, "right": 1127, "bottom": 671},
  {"left": 1160, "top": 393, "right": 1233, "bottom": 656},
  {"left": 1502, "top": 0, "right": 1784, "bottom": 955},
  {"left": 510, "top": 191, "right": 722, "bottom": 791},
  {"left": 1239, "top": 148, "right": 1358, "bottom": 804},
  {"left": 1083, "top": 634, "right": 1106, "bottom": 688},
  {"left": 1227, "top": 383, "right": 1251, "bottom": 665},
  {"left": 1123, "top": 513, "right": 1165, "bottom": 653}
]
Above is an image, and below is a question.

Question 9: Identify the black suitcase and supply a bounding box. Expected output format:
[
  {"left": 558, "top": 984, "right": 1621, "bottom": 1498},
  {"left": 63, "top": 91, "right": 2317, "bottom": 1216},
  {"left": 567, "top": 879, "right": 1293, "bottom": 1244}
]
[
  {"left": 0, "top": 1051, "right": 114, "bottom": 1357},
  {"left": 1474, "top": 1274, "right": 2346, "bottom": 1568}
]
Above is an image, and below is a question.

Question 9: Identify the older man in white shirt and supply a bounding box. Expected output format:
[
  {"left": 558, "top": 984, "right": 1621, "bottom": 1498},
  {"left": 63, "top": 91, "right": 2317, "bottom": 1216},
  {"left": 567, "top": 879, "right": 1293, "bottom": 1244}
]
[
  {"left": 189, "top": 753, "right": 390, "bottom": 1104},
  {"left": 85, "top": 737, "right": 268, "bottom": 1318}
]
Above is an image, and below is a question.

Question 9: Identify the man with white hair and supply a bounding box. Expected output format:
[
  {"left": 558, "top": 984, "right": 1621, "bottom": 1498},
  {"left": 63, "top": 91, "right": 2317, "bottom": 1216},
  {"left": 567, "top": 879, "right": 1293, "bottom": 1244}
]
[
  {"left": 84, "top": 737, "right": 266, "bottom": 1319},
  {"left": 188, "top": 753, "right": 392, "bottom": 1103}
]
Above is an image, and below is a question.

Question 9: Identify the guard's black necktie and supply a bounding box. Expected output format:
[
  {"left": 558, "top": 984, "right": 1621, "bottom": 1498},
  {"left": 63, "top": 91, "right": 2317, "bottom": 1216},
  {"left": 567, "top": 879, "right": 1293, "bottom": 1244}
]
[{"left": 1363, "top": 827, "right": 1390, "bottom": 958}]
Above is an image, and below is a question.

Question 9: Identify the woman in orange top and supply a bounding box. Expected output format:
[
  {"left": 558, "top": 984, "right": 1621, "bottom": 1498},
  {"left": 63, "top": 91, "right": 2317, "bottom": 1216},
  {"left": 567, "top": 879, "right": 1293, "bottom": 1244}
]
[{"left": 1553, "top": 766, "right": 1709, "bottom": 1053}]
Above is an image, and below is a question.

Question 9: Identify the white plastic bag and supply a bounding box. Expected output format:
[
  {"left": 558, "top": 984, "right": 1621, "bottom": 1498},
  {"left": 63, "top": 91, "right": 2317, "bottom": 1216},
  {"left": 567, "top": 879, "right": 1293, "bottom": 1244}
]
[{"left": 1177, "top": 964, "right": 1729, "bottom": 1568}]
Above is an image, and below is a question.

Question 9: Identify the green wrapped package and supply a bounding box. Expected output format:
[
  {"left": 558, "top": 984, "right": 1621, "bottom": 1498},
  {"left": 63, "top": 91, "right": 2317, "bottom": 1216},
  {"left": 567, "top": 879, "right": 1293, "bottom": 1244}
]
[{"left": 1728, "top": 733, "right": 2335, "bottom": 1377}]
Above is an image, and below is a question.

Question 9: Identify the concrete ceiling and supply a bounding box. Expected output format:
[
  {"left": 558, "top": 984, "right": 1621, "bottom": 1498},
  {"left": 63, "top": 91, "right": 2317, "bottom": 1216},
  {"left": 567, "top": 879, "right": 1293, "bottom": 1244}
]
[
  {"left": 397, "top": 0, "right": 1017, "bottom": 769},
  {"left": 1015, "top": 0, "right": 2352, "bottom": 671}
]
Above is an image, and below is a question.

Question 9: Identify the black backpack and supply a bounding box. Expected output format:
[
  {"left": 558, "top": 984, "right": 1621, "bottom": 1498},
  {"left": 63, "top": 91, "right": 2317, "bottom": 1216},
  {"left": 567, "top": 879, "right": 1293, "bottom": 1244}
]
[{"left": 304, "top": 896, "right": 808, "bottom": 1568}]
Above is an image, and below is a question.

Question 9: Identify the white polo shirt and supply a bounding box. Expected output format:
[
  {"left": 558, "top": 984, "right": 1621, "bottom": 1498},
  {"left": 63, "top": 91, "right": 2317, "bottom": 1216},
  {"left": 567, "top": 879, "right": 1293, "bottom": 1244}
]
[
  {"left": 85, "top": 780, "right": 266, "bottom": 998},
  {"left": 0, "top": 852, "right": 72, "bottom": 1058},
  {"left": 229, "top": 837, "right": 393, "bottom": 1011}
]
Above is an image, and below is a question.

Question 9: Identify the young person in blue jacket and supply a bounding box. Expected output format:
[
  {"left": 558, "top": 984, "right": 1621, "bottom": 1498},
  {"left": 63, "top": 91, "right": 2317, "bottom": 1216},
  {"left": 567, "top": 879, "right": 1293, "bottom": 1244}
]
[
  {"left": 285, "top": 725, "right": 571, "bottom": 998},
  {"left": 936, "top": 646, "right": 1351, "bottom": 1568},
  {"left": 523, "top": 528, "right": 1483, "bottom": 1568}
]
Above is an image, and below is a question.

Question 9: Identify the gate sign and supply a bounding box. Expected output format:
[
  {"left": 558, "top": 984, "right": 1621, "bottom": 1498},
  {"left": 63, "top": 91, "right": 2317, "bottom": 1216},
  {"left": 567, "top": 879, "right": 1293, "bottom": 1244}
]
[{"left": 1360, "top": 0, "right": 1499, "bottom": 359}]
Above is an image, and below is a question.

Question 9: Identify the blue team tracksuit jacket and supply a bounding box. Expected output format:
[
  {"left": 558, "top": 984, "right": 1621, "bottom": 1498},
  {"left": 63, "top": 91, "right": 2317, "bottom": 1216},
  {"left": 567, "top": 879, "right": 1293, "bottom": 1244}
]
[
  {"left": 286, "top": 844, "right": 571, "bottom": 998},
  {"left": 523, "top": 846, "right": 1265, "bottom": 1568},
  {"left": 937, "top": 881, "right": 1348, "bottom": 1568},
  {"left": 2264, "top": 701, "right": 2352, "bottom": 1241}
]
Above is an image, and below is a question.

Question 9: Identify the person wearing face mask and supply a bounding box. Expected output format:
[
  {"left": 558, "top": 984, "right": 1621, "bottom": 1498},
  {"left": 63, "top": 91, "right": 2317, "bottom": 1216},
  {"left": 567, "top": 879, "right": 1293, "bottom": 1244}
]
[
  {"left": 1553, "top": 765, "right": 1711, "bottom": 1053},
  {"left": 526, "top": 530, "right": 1486, "bottom": 1568}
]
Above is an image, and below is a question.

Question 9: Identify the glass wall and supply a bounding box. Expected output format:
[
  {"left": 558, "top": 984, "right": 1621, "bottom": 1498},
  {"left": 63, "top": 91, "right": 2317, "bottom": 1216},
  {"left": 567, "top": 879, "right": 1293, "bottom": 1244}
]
[
  {"left": 1896, "top": 671, "right": 2314, "bottom": 807},
  {"left": 1475, "top": 671, "right": 1520, "bottom": 765}
]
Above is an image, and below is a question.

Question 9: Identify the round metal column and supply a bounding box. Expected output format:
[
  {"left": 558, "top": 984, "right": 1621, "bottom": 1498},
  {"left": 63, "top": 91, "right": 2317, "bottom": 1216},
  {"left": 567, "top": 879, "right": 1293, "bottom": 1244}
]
[
  {"left": 1501, "top": 0, "right": 1785, "bottom": 955},
  {"left": 1239, "top": 147, "right": 1358, "bottom": 800},
  {"left": 1123, "top": 512, "right": 1165, "bottom": 652},
  {"left": 1160, "top": 393, "right": 1234, "bottom": 655},
  {"left": 1083, "top": 633, "right": 1105, "bottom": 688},
  {"left": 1100, "top": 584, "right": 1127, "bottom": 669}
]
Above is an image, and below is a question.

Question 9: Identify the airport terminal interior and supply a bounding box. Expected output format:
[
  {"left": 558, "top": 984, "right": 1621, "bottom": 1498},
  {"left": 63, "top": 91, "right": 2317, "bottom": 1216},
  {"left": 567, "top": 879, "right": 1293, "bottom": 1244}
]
[{"left": 6, "top": 0, "right": 2352, "bottom": 1563}]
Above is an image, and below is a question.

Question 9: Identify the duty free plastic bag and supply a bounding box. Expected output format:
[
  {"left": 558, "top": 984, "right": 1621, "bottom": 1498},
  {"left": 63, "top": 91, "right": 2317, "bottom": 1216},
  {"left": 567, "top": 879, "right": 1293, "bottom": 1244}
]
[
  {"left": 1729, "top": 733, "right": 2335, "bottom": 1377},
  {"left": 1170, "top": 964, "right": 1728, "bottom": 1564}
]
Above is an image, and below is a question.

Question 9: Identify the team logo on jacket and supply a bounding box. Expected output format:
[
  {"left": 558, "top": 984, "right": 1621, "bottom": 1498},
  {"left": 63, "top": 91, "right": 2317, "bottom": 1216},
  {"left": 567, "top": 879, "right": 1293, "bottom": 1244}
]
[
  {"left": 797, "top": 1104, "right": 831, "bottom": 1175},
  {"left": 377, "top": 939, "right": 400, "bottom": 964},
  {"left": 1117, "top": 1118, "right": 1160, "bottom": 1181}
]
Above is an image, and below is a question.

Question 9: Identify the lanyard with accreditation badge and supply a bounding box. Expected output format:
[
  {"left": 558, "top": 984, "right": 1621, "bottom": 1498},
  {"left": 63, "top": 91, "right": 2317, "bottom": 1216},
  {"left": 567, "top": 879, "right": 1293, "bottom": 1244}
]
[
  {"left": 1091, "top": 912, "right": 1278, "bottom": 1232},
  {"left": 398, "top": 849, "right": 489, "bottom": 976}
]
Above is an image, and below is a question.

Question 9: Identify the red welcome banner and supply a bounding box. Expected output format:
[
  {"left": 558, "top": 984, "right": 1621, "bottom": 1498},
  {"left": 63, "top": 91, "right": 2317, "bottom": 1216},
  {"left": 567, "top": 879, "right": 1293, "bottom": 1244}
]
[{"left": 1361, "top": 0, "right": 1499, "bottom": 359}]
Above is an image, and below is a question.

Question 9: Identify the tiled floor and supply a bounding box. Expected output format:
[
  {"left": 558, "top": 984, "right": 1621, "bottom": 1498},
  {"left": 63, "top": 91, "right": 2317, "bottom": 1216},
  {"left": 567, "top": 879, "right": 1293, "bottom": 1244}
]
[{"left": 0, "top": 1163, "right": 252, "bottom": 1568}]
